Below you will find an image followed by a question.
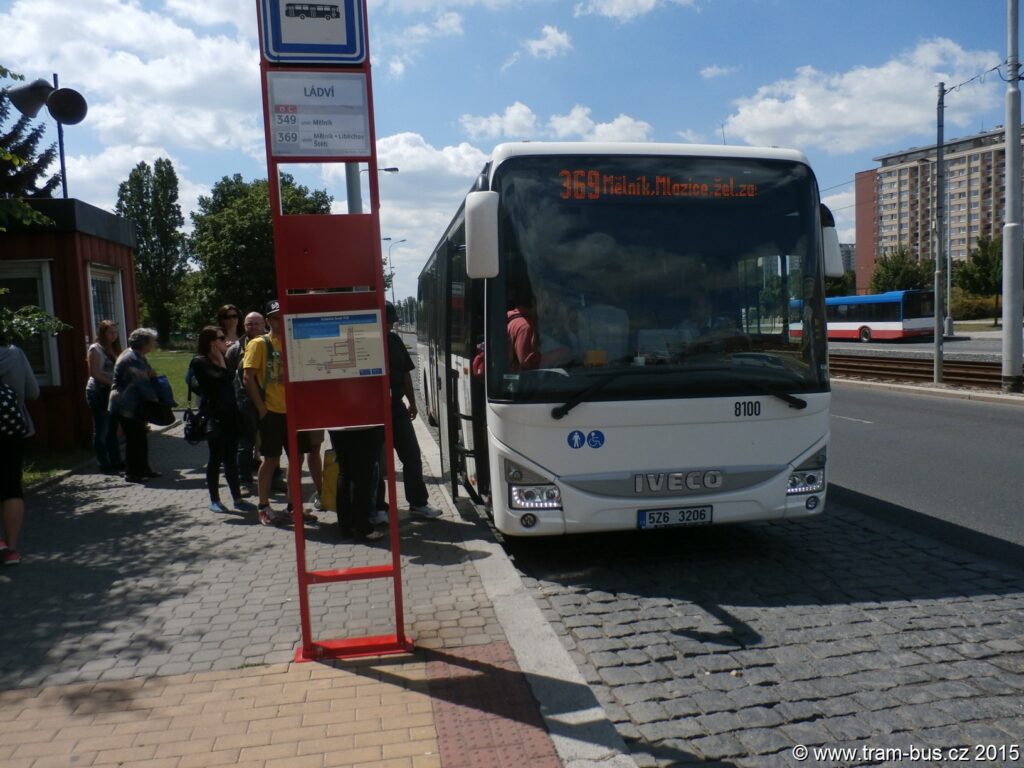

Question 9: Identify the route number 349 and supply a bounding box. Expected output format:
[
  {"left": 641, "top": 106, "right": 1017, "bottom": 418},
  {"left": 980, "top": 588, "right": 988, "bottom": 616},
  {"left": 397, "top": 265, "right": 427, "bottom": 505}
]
[{"left": 734, "top": 401, "right": 761, "bottom": 417}]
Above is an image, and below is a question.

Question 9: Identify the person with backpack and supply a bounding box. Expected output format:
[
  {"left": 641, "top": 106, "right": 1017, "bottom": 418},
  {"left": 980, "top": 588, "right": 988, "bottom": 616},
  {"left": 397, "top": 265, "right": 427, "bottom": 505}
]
[
  {"left": 190, "top": 326, "right": 254, "bottom": 513},
  {"left": 226, "top": 310, "right": 265, "bottom": 490},
  {"left": 242, "top": 300, "right": 316, "bottom": 526},
  {"left": 0, "top": 330, "right": 40, "bottom": 566}
]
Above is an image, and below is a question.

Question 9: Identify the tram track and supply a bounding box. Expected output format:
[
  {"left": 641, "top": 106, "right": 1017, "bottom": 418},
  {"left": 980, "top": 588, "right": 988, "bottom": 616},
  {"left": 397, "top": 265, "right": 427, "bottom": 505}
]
[{"left": 829, "top": 353, "right": 1006, "bottom": 388}]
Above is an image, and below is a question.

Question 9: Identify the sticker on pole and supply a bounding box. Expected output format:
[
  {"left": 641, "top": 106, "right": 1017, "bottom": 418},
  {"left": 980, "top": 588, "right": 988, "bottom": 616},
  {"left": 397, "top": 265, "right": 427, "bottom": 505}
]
[
  {"left": 284, "top": 311, "right": 385, "bottom": 382},
  {"left": 266, "top": 71, "right": 370, "bottom": 158},
  {"left": 259, "top": 0, "right": 365, "bottom": 64}
]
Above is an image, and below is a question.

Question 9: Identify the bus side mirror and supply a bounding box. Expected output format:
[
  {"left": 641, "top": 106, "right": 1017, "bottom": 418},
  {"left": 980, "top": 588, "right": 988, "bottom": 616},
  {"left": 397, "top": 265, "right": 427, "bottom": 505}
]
[
  {"left": 465, "top": 191, "right": 499, "bottom": 279},
  {"left": 821, "top": 203, "right": 844, "bottom": 278}
]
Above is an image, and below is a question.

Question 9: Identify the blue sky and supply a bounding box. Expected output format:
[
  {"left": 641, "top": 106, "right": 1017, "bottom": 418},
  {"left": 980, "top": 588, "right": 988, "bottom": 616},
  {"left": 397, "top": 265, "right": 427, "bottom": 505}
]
[{"left": 0, "top": 0, "right": 1015, "bottom": 303}]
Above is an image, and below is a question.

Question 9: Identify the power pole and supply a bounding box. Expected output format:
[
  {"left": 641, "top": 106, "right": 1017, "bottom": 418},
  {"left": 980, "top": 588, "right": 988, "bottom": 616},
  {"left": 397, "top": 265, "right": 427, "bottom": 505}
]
[
  {"left": 1004, "top": 0, "right": 1023, "bottom": 392},
  {"left": 934, "top": 82, "right": 946, "bottom": 384}
]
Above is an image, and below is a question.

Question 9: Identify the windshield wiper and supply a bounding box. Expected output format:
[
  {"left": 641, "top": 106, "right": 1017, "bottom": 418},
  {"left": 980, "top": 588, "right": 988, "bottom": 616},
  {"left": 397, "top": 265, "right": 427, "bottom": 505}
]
[
  {"left": 551, "top": 368, "right": 674, "bottom": 420},
  {"left": 550, "top": 363, "right": 809, "bottom": 420},
  {"left": 743, "top": 381, "right": 808, "bottom": 409},
  {"left": 679, "top": 363, "right": 809, "bottom": 409}
]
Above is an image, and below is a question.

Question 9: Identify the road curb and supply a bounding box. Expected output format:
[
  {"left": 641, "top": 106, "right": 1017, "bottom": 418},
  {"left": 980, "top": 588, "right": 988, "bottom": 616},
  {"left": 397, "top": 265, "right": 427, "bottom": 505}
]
[
  {"left": 832, "top": 376, "right": 1024, "bottom": 406},
  {"left": 412, "top": 415, "right": 639, "bottom": 768}
]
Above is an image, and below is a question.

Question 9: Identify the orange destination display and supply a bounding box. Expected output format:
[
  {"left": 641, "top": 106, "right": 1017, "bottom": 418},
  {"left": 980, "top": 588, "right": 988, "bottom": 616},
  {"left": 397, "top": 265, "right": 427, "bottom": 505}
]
[{"left": 559, "top": 169, "right": 759, "bottom": 200}]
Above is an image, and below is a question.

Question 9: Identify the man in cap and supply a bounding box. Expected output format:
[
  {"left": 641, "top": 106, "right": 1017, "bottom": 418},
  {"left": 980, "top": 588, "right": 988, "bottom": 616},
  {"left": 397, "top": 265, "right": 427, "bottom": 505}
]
[{"left": 243, "top": 299, "right": 316, "bottom": 526}]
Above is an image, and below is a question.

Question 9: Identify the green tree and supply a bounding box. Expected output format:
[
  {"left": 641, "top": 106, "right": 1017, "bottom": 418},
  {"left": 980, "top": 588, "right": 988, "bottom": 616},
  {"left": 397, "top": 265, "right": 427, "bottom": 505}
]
[
  {"left": 188, "top": 173, "right": 331, "bottom": 321},
  {"left": 0, "top": 288, "right": 68, "bottom": 344},
  {"left": 954, "top": 235, "right": 1002, "bottom": 325},
  {"left": 825, "top": 269, "right": 856, "bottom": 297},
  {"left": 0, "top": 64, "right": 57, "bottom": 232},
  {"left": 869, "top": 247, "right": 933, "bottom": 293},
  {"left": 115, "top": 158, "right": 187, "bottom": 344}
]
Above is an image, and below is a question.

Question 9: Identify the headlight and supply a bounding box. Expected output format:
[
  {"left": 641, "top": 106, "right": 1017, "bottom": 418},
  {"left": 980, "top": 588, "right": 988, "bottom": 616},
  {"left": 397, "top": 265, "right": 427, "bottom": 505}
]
[
  {"left": 787, "top": 470, "right": 825, "bottom": 495},
  {"left": 510, "top": 484, "right": 562, "bottom": 510}
]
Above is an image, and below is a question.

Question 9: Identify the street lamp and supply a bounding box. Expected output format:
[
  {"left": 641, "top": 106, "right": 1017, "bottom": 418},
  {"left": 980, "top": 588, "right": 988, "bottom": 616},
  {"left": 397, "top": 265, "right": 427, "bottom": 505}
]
[
  {"left": 387, "top": 238, "right": 407, "bottom": 307},
  {"left": 4, "top": 74, "right": 88, "bottom": 199}
]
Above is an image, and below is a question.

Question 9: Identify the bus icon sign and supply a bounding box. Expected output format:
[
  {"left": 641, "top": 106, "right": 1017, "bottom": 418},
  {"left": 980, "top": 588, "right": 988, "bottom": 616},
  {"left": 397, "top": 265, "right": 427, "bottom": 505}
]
[{"left": 260, "top": 0, "right": 365, "bottom": 64}]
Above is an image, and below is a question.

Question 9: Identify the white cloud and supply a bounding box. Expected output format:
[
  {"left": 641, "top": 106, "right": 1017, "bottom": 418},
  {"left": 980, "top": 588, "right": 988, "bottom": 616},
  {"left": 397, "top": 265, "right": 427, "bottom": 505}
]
[
  {"left": 164, "top": 0, "right": 254, "bottom": 31},
  {"left": 0, "top": 0, "right": 264, "bottom": 156},
  {"left": 676, "top": 128, "right": 705, "bottom": 143},
  {"left": 504, "top": 24, "right": 573, "bottom": 71},
  {"left": 823, "top": 189, "right": 856, "bottom": 245},
  {"left": 549, "top": 105, "right": 595, "bottom": 138},
  {"left": 460, "top": 102, "right": 539, "bottom": 140},
  {"left": 724, "top": 38, "right": 1002, "bottom": 154},
  {"left": 548, "top": 105, "right": 652, "bottom": 142},
  {"left": 589, "top": 114, "right": 653, "bottom": 142},
  {"left": 379, "top": 12, "right": 464, "bottom": 78},
  {"left": 573, "top": 0, "right": 696, "bottom": 22},
  {"left": 324, "top": 131, "right": 489, "bottom": 302},
  {"left": 64, "top": 144, "right": 208, "bottom": 226},
  {"left": 525, "top": 25, "right": 572, "bottom": 59},
  {"left": 700, "top": 64, "right": 737, "bottom": 79},
  {"left": 462, "top": 103, "right": 652, "bottom": 142}
]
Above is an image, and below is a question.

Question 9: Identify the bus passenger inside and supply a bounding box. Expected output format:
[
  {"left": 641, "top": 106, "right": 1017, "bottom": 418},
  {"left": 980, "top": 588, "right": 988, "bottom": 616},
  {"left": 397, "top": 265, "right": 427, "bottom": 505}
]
[{"left": 506, "top": 291, "right": 540, "bottom": 372}]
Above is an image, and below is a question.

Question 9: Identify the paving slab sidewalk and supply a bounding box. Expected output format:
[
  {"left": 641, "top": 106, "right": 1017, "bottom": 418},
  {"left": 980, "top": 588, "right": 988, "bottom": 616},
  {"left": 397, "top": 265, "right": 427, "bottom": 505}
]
[{"left": 0, "top": 417, "right": 634, "bottom": 768}]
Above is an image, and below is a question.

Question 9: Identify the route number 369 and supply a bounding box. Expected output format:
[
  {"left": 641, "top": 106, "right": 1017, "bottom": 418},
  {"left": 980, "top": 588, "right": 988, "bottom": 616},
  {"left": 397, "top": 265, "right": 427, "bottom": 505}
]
[{"left": 734, "top": 401, "right": 761, "bottom": 417}]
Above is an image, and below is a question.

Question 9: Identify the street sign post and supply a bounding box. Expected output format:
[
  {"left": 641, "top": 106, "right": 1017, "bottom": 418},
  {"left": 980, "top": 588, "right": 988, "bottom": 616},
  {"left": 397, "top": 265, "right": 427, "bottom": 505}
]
[
  {"left": 259, "top": 0, "right": 365, "bottom": 64},
  {"left": 256, "top": 0, "right": 410, "bottom": 661}
]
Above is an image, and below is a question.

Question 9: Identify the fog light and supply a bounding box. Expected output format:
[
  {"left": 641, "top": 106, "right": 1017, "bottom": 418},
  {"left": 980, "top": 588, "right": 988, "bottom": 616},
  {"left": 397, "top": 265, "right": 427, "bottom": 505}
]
[
  {"left": 806, "top": 496, "right": 819, "bottom": 510},
  {"left": 520, "top": 513, "right": 538, "bottom": 529}
]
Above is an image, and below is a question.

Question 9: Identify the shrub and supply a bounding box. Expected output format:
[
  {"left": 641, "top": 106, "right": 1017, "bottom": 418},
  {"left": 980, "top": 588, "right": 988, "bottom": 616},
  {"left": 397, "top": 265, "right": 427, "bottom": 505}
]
[{"left": 950, "top": 288, "right": 998, "bottom": 321}]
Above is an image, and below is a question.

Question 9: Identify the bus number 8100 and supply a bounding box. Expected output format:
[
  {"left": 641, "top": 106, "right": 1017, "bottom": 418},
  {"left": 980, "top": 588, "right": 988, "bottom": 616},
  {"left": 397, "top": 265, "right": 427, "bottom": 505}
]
[{"left": 734, "top": 401, "right": 761, "bottom": 417}]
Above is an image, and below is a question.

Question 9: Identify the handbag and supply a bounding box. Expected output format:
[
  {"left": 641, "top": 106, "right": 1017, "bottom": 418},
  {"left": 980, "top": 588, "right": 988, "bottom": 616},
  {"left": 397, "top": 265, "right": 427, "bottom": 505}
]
[
  {"left": 182, "top": 375, "right": 207, "bottom": 444},
  {"left": 0, "top": 382, "right": 28, "bottom": 438},
  {"left": 182, "top": 407, "right": 208, "bottom": 444}
]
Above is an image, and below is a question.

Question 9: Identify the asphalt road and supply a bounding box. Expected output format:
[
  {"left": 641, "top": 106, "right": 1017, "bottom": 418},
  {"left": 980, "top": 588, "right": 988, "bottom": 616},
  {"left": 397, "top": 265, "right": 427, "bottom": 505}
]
[{"left": 829, "top": 381, "right": 1024, "bottom": 553}]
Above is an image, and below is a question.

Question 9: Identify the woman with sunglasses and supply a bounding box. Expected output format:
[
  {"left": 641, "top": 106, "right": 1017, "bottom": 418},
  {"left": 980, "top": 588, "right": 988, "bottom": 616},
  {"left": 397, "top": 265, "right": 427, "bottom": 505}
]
[
  {"left": 216, "top": 304, "right": 242, "bottom": 346},
  {"left": 190, "top": 326, "right": 254, "bottom": 513}
]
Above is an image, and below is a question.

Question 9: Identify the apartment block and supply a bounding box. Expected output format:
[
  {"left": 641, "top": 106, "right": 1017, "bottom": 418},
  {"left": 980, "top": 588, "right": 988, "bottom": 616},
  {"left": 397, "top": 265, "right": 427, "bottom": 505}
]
[{"left": 854, "top": 126, "right": 1016, "bottom": 292}]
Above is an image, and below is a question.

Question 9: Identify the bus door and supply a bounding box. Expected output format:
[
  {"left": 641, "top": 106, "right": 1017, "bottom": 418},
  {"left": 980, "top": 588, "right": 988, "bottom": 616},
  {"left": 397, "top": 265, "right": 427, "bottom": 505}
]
[
  {"left": 467, "top": 277, "right": 489, "bottom": 502},
  {"left": 439, "top": 238, "right": 460, "bottom": 499}
]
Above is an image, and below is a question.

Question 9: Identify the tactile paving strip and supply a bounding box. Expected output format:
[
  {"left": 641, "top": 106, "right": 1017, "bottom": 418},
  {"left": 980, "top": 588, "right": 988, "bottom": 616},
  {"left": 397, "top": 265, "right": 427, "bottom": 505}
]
[{"left": 426, "top": 641, "right": 562, "bottom": 767}]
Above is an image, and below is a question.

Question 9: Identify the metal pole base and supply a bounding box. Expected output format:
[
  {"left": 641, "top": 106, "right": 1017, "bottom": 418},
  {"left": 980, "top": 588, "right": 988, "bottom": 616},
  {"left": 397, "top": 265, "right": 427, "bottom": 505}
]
[
  {"left": 943, "top": 317, "right": 955, "bottom": 337},
  {"left": 1002, "top": 375, "right": 1024, "bottom": 394}
]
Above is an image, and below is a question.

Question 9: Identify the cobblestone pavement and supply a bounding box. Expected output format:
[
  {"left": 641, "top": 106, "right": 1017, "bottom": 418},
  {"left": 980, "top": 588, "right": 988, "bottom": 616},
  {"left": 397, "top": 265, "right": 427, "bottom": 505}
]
[
  {"left": 509, "top": 501, "right": 1024, "bottom": 767},
  {"left": 0, "top": 422, "right": 503, "bottom": 691}
]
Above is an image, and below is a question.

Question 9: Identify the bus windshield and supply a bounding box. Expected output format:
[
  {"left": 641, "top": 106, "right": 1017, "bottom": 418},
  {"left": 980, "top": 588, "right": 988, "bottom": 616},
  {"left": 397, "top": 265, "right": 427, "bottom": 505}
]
[{"left": 487, "top": 154, "right": 829, "bottom": 404}]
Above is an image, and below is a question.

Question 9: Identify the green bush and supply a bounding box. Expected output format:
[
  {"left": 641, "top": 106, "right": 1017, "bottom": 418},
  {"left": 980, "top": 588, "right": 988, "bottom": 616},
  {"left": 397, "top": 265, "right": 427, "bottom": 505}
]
[{"left": 950, "top": 288, "right": 999, "bottom": 321}]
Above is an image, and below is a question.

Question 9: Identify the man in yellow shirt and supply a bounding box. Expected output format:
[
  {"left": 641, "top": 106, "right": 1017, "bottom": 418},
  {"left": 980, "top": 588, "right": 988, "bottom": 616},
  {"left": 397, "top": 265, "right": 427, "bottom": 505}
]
[{"left": 243, "top": 300, "right": 313, "bottom": 525}]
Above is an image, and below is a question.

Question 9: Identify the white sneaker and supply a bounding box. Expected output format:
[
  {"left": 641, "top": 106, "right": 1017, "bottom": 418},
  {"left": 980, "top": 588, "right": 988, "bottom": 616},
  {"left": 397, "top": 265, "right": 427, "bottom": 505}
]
[
  {"left": 371, "top": 509, "right": 389, "bottom": 525},
  {"left": 410, "top": 504, "right": 442, "bottom": 519},
  {"left": 311, "top": 492, "right": 322, "bottom": 511}
]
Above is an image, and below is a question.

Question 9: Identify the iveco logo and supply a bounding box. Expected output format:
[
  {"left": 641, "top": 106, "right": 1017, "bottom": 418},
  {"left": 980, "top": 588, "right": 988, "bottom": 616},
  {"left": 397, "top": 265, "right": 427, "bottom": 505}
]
[{"left": 634, "top": 471, "right": 724, "bottom": 493}]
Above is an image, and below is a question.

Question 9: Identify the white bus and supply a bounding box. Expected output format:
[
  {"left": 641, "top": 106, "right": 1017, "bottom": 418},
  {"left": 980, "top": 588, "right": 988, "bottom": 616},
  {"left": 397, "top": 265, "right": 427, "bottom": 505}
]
[{"left": 417, "top": 142, "right": 843, "bottom": 536}]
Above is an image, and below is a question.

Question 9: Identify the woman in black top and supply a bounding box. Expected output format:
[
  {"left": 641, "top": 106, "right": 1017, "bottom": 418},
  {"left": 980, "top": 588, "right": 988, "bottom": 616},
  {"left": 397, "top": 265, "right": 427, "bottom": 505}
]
[{"left": 190, "top": 326, "right": 254, "bottom": 513}]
